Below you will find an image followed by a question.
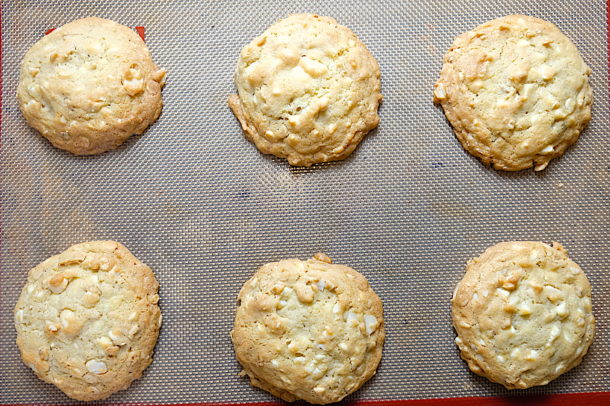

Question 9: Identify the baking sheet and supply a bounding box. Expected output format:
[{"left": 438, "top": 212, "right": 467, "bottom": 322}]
[{"left": 1, "top": 0, "right": 609, "bottom": 404}]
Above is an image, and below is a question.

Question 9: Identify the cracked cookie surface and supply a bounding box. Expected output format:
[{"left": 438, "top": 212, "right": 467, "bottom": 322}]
[
  {"left": 452, "top": 241, "right": 595, "bottom": 389},
  {"left": 14, "top": 241, "right": 162, "bottom": 401},
  {"left": 434, "top": 15, "right": 592, "bottom": 171},
  {"left": 231, "top": 254, "right": 384, "bottom": 404},
  {"left": 17, "top": 17, "right": 166, "bottom": 155},
  {"left": 229, "top": 14, "right": 382, "bottom": 166}
]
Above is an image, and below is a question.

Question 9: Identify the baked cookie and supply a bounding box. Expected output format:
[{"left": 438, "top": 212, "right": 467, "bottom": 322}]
[
  {"left": 229, "top": 14, "right": 382, "bottom": 166},
  {"left": 17, "top": 17, "right": 166, "bottom": 155},
  {"left": 231, "top": 253, "right": 384, "bottom": 404},
  {"left": 14, "top": 241, "right": 162, "bottom": 401},
  {"left": 452, "top": 241, "right": 595, "bottom": 389},
  {"left": 434, "top": 15, "right": 592, "bottom": 171}
]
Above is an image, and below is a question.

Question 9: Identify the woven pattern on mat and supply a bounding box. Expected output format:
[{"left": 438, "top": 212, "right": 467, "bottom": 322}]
[{"left": 1, "top": 0, "right": 609, "bottom": 403}]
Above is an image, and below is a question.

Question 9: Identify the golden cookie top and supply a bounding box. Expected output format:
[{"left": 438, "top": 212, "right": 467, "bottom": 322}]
[
  {"left": 452, "top": 241, "right": 595, "bottom": 389},
  {"left": 232, "top": 254, "right": 384, "bottom": 404},
  {"left": 17, "top": 17, "right": 166, "bottom": 154},
  {"left": 14, "top": 241, "right": 162, "bottom": 401},
  {"left": 435, "top": 15, "right": 592, "bottom": 171},
  {"left": 229, "top": 14, "right": 382, "bottom": 166}
]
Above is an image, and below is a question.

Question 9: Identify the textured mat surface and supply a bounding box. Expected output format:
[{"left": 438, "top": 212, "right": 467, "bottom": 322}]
[{"left": 1, "top": 0, "right": 609, "bottom": 404}]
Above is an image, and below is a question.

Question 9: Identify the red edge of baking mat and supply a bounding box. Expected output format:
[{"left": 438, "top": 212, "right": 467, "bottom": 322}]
[
  {"left": 3, "top": 391, "right": 610, "bottom": 406},
  {"left": 1, "top": 4, "right": 610, "bottom": 406}
]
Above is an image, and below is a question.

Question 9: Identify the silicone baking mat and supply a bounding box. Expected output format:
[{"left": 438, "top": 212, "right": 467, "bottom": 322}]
[{"left": 1, "top": 0, "right": 609, "bottom": 404}]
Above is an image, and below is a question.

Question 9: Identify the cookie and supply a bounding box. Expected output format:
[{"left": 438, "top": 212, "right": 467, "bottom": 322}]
[
  {"left": 231, "top": 253, "right": 384, "bottom": 404},
  {"left": 14, "top": 241, "right": 162, "bottom": 401},
  {"left": 434, "top": 15, "right": 592, "bottom": 171},
  {"left": 451, "top": 241, "right": 595, "bottom": 389},
  {"left": 17, "top": 17, "right": 166, "bottom": 155},
  {"left": 229, "top": 14, "right": 382, "bottom": 166}
]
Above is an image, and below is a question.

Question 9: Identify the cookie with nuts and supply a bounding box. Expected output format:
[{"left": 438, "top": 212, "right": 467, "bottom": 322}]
[
  {"left": 434, "top": 15, "right": 592, "bottom": 171},
  {"left": 231, "top": 254, "right": 384, "bottom": 404},
  {"left": 14, "top": 241, "right": 162, "bottom": 401},
  {"left": 229, "top": 14, "right": 382, "bottom": 166},
  {"left": 17, "top": 17, "right": 166, "bottom": 155},
  {"left": 452, "top": 241, "right": 595, "bottom": 389}
]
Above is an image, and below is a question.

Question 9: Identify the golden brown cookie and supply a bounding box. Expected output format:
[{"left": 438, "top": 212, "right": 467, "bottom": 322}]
[
  {"left": 452, "top": 241, "right": 595, "bottom": 389},
  {"left": 14, "top": 241, "right": 162, "bottom": 401},
  {"left": 434, "top": 15, "right": 592, "bottom": 171},
  {"left": 17, "top": 17, "right": 166, "bottom": 155},
  {"left": 229, "top": 14, "right": 382, "bottom": 166},
  {"left": 231, "top": 254, "right": 384, "bottom": 404}
]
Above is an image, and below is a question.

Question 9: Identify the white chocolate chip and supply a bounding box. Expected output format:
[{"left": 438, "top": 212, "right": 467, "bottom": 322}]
[
  {"left": 86, "top": 360, "right": 107, "bottom": 375},
  {"left": 533, "top": 64, "right": 555, "bottom": 80},
  {"left": 332, "top": 303, "right": 342, "bottom": 314},
  {"left": 287, "top": 341, "right": 299, "bottom": 353},
  {"left": 60, "top": 309, "right": 74, "bottom": 327},
  {"left": 364, "top": 314, "right": 379, "bottom": 335},
  {"left": 518, "top": 304, "right": 532, "bottom": 316},
  {"left": 497, "top": 288, "right": 510, "bottom": 298},
  {"left": 320, "top": 328, "right": 333, "bottom": 342},
  {"left": 525, "top": 349, "right": 539, "bottom": 361},
  {"left": 556, "top": 302, "right": 568, "bottom": 318},
  {"left": 98, "top": 336, "right": 112, "bottom": 348},
  {"left": 316, "top": 280, "right": 326, "bottom": 292},
  {"left": 45, "top": 321, "right": 60, "bottom": 334},
  {"left": 547, "top": 324, "right": 561, "bottom": 344},
  {"left": 434, "top": 84, "right": 447, "bottom": 100},
  {"left": 345, "top": 311, "right": 359, "bottom": 327}
]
